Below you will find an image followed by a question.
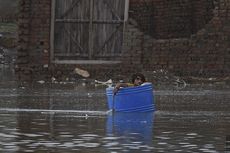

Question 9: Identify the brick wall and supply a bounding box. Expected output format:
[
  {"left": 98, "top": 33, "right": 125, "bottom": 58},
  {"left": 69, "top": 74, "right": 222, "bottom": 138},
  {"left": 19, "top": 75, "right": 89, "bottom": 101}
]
[
  {"left": 16, "top": 0, "right": 230, "bottom": 81},
  {"left": 124, "top": 0, "right": 230, "bottom": 77},
  {"left": 16, "top": 0, "right": 51, "bottom": 80}
]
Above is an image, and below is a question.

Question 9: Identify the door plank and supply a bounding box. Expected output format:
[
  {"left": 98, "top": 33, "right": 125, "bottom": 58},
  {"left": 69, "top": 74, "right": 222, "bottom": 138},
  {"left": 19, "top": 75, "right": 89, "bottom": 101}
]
[
  {"left": 88, "top": 0, "right": 94, "bottom": 59},
  {"left": 60, "top": 0, "right": 81, "bottom": 19},
  {"left": 103, "top": 0, "right": 121, "bottom": 21},
  {"left": 95, "top": 24, "right": 123, "bottom": 56}
]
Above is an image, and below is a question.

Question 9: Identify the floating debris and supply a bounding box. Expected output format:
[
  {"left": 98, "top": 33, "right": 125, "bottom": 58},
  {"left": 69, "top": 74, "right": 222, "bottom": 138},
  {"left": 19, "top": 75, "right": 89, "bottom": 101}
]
[
  {"left": 144, "top": 69, "right": 187, "bottom": 89},
  {"left": 37, "top": 80, "right": 45, "bottom": 84},
  {"left": 74, "top": 67, "right": 90, "bottom": 78},
  {"left": 95, "top": 79, "right": 113, "bottom": 87}
]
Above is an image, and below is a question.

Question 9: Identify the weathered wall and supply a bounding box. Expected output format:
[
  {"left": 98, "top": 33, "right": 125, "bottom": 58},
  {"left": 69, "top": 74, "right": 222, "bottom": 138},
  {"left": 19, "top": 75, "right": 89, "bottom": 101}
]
[
  {"left": 129, "top": 0, "right": 214, "bottom": 39},
  {"left": 16, "top": 0, "right": 50, "bottom": 80},
  {"left": 124, "top": 0, "right": 229, "bottom": 77},
  {"left": 16, "top": 0, "right": 230, "bottom": 81}
]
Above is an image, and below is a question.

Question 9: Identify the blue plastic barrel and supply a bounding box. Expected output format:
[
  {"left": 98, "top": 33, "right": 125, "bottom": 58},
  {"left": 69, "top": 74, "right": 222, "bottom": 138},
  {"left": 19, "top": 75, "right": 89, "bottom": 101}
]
[{"left": 106, "top": 83, "right": 155, "bottom": 112}]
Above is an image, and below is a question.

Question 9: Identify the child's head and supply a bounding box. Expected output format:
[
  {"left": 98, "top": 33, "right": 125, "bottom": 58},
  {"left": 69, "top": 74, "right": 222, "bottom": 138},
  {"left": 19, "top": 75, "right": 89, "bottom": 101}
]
[{"left": 131, "top": 73, "right": 146, "bottom": 86}]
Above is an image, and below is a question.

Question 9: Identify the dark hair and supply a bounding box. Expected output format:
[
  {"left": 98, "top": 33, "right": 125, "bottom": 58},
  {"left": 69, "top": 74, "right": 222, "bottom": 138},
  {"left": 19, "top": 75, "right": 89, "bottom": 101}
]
[{"left": 131, "top": 73, "right": 146, "bottom": 83}]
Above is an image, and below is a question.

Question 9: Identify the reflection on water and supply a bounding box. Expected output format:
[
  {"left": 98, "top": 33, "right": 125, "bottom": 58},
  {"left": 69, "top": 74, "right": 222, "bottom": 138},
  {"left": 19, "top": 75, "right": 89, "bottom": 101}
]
[
  {"left": 0, "top": 112, "right": 154, "bottom": 153},
  {"left": 106, "top": 112, "right": 154, "bottom": 142},
  {"left": 0, "top": 110, "right": 230, "bottom": 152},
  {"left": 106, "top": 112, "right": 154, "bottom": 151}
]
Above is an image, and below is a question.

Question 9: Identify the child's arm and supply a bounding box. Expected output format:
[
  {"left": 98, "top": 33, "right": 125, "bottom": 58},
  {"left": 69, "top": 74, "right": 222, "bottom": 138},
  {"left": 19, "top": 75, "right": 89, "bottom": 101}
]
[{"left": 113, "top": 83, "right": 129, "bottom": 95}]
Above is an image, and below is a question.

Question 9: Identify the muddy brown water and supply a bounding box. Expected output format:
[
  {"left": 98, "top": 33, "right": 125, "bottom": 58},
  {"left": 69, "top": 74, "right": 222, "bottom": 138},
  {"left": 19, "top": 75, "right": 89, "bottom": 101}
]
[{"left": 0, "top": 63, "right": 230, "bottom": 152}]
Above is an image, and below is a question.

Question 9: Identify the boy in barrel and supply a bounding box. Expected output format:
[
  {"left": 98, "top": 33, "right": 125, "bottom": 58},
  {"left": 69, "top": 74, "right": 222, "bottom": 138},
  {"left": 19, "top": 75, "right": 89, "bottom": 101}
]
[{"left": 113, "top": 73, "right": 146, "bottom": 95}]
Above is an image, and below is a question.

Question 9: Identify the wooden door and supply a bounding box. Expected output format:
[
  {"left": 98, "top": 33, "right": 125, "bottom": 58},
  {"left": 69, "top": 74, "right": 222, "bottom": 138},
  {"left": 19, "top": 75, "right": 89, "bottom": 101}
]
[{"left": 51, "top": 0, "right": 129, "bottom": 64}]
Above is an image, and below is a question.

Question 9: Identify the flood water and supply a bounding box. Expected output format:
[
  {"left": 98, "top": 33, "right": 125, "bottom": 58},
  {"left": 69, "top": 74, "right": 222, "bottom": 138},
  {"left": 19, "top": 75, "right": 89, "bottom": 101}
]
[{"left": 0, "top": 58, "right": 230, "bottom": 152}]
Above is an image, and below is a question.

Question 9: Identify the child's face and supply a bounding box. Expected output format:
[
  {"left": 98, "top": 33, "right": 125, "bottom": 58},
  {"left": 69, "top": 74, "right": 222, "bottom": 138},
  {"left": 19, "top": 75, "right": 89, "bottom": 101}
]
[{"left": 134, "top": 76, "right": 143, "bottom": 86}]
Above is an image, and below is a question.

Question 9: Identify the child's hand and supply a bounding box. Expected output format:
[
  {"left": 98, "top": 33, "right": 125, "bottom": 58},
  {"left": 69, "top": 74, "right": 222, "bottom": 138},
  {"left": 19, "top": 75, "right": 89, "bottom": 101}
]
[{"left": 113, "top": 86, "right": 119, "bottom": 95}]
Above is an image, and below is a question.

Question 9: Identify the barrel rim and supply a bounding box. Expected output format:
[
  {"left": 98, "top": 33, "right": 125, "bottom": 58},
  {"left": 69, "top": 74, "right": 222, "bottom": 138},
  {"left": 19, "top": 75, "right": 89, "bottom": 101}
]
[{"left": 106, "top": 82, "right": 153, "bottom": 95}]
